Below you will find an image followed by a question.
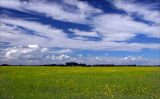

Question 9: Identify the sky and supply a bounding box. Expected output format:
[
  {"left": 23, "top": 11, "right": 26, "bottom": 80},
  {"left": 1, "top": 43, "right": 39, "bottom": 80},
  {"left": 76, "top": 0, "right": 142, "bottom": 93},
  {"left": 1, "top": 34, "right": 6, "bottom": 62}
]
[{"left": 0, "top": 0, "right": 160, "bottom": 65}]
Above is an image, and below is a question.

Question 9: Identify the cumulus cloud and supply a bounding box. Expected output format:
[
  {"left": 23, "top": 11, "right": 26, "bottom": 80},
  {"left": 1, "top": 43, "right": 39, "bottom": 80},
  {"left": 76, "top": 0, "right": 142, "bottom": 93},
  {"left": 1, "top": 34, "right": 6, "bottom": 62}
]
[
  {"left": 51, "top": 55, "right": 56, "bottom": 60},
  {"left": 4, "top": 44, "right": 39, "bottom": 59},
  {"left": 95, "top": 57, "right": 101, "bottom": 60},
  {"left": 28, "top": 44, "right": 39, "bottom": 49},
  {"left": 50, "top": 54, "right": 70, "bottom": 61},
  {"left": 123, "top": 56, "right": 136, "bottom": 61},
  {"left": 1, "top": 46, "right": 159, "bottom": 65},
  {"left": 5, "top": 49, "right": 18, "bottom": 59},
  {"left": 41, "top": 54, "right": 159, "bottom": 65},
  {"left": 51, "top": 49, "right": 73, "bottom": 54},
  {"left": 41, "top": 48, "right": 48, "bottom": 53},
  {"left": 58, "top": 54, "right": 70, "bottom": 60}
]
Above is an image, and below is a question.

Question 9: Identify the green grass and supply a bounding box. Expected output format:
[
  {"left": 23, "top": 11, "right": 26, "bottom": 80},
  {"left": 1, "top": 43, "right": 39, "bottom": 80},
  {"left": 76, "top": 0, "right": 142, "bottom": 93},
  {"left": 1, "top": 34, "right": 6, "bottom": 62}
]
[{"left": 0, "top": 66, "right": 160, "bottom": 99}]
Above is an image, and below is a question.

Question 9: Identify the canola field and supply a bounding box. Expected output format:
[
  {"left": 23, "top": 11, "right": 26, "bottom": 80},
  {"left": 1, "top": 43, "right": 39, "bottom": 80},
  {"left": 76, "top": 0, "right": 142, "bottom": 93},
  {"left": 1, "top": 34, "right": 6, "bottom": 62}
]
[{"left": 0, "top": 66, "right": 160, "bottom": 99}]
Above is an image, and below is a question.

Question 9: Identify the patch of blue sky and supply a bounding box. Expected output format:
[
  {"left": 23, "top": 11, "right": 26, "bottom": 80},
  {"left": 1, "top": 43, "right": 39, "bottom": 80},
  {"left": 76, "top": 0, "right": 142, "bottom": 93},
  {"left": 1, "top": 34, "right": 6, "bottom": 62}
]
[
  {"left": 127, "top": 34, "right": 160, "bottom": 43},
  {"left": 72, "top": 49, "right": 160, "bottom": 59},
  {"left": 83, "top": 0, "right": 127, "bottom": 14}
]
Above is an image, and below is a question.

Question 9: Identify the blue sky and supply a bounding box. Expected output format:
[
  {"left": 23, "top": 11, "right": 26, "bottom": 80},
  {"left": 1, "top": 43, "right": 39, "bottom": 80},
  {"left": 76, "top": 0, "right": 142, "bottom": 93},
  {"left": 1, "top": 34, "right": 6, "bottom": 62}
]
[{"left": 0, "top": 0, "right": 160, "bottom": 65}]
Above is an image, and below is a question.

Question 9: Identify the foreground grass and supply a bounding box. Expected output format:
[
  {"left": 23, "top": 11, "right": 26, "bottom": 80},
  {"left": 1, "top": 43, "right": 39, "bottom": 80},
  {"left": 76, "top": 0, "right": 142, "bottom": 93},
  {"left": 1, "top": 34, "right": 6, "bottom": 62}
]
[{"left": 0, "top": 66, "right": 160, "bottom": 99}]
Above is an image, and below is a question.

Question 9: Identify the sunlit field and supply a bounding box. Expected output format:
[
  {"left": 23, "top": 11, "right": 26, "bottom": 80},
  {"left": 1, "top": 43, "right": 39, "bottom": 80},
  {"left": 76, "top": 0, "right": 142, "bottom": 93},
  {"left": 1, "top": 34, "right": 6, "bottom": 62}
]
[{"left": 0, "top": 66, "right": 160, "bottom": 99}]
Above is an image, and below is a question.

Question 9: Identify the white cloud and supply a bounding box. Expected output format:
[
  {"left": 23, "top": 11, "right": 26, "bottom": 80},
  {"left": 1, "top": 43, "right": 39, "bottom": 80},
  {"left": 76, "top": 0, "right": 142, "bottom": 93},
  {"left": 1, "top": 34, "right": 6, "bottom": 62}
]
[
  {"left": 63, "top": 0, "right": 102, "bottom": 14},
  {"left": 41, "top": 48, "right": 48, "bottom": 53},
  {"left": 0, "top": 0, "right": 23, "bottom": 11},
  {"left": 93, "top": 14, "right": 160, "bottom": 39},
  {"left": 1, "top": 46, "right": 160, "bottom": 65},
  {"left": 95, "top": 57, "right": 101, "bottom": 60},
  {"left": 109, "top": 0, "right": 160, "bottom": 24},
  {"left": 24, "top": 55, "right": 32, "bottom": 58},
  {"left": 4, "top": 45, "right": 39, "bottom": 59},
  {"left": 5, "top": 49, "right": 18, "bottom": 59},
  {"left": 69, "top": 28, "right": 99, "bottom": 37},
  {"left": 28, "top": 44, "right": 39, "bottom": 49},
  {"left": 0, "top": 0, "right": 160, "bottom": 65},
  {"left": 46, "top": 49, "right": 73, "bottom": 54},
  {"left": 51, "top": 54, "right": 70, "bottom": 61},
  {"left": 56, "top": 49, "right": 72, "bottom": 54},
  {"left": 58, "top": 54, "right": 70, "bottom": 60},
  {"left": 51, "top": 55, "right": 56, "bottom": 60},
  {"left": 72, "top": 36, "right": 88, "bottom": 40},
  {"left": 1, "top": 18, "right": 160, "bottom": 52},
  {"left": 123, "top": 56, "right": 136, "bottom": 61},
  {"left": 0, "top": 0, "right": 102, "bottom": 24}
]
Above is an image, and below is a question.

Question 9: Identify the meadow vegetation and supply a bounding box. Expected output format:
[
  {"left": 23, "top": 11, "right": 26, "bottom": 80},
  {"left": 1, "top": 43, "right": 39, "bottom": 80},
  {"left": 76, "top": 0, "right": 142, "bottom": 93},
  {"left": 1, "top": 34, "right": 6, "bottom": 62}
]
[{"left": 0, "top": 66, "right": 160, "bottom": 99}]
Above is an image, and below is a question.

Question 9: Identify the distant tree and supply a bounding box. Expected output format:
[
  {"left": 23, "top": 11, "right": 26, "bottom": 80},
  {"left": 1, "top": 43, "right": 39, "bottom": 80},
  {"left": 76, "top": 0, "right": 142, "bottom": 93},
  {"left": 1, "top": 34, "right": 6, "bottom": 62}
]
[
  {"left": 1, "top": 64, "right": 9, "bottom": 66},
  {"left": 79, "top": 63, "right": 86, "bottom": 66},
  {"left": 51, "top": 64, "right": 57, "bottom": 66},
  {"left": 128, "top": 64, "right": 136, "bottom": 66},
  {"left": 66, "top": 62, "right": 78, "bottom": 66},
  {"left": 86, "top": 65, "right": 92, "bottom": 67}
]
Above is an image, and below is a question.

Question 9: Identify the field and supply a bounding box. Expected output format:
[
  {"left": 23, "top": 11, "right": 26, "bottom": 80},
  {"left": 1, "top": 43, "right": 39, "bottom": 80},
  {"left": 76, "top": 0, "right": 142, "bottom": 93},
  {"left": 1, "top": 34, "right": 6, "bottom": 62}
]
[{"left": 0, "top": 66, "right": 160, "bottom": 99}]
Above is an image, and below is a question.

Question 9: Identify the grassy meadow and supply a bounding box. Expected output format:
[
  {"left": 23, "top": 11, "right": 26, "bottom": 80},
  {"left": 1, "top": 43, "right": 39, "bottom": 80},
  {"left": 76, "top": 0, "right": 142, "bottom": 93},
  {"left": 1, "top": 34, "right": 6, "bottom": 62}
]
[{"left": 0, "top": 66, "right": 160, "bottom": 99}]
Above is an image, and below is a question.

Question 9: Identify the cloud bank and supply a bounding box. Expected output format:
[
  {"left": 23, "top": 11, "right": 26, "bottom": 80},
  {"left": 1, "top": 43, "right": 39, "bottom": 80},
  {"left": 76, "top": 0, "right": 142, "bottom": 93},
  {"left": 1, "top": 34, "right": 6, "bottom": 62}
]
[{"left": 0, "top": 0, "right": 160, "bottom": 65}]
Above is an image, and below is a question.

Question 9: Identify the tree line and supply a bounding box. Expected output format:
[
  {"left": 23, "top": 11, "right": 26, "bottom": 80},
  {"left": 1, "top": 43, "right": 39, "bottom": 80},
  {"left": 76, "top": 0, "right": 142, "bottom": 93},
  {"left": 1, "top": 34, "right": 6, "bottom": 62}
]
[
  {"left": 0, "top": 62, "right": 138, "bottom": 67},
  {"left": 1, "top": 62, "right": 160, "bottom": 66}
]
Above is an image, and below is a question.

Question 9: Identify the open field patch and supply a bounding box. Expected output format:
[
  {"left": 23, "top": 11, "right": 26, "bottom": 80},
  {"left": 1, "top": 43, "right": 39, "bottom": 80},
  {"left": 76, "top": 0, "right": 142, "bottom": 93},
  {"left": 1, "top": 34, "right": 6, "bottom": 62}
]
[{"left": 0, "top": 66, "right": 160, "bottom": 99}]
